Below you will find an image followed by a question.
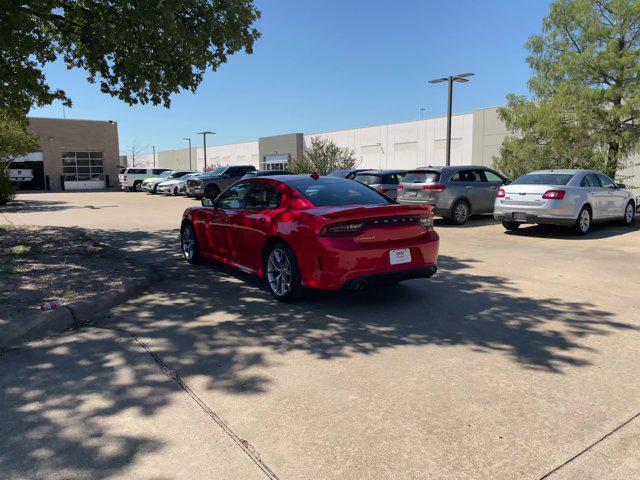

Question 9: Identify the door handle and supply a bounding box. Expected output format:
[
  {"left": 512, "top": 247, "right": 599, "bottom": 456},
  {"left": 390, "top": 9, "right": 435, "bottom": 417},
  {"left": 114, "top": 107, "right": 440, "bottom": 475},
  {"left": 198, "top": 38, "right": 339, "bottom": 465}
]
[
  {"left": 489, "top": 186, "right": 497, "bottom": 190},
  {"left": 466, "top": 186, "right": 472, "bottom": 190}
]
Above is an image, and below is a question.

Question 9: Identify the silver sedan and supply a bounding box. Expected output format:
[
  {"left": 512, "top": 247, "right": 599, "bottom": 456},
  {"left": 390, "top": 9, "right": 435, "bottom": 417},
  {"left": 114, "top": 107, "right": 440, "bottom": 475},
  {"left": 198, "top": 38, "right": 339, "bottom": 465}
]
[{"left": 494, "top": 169, "right": 636, "bottom": 234}]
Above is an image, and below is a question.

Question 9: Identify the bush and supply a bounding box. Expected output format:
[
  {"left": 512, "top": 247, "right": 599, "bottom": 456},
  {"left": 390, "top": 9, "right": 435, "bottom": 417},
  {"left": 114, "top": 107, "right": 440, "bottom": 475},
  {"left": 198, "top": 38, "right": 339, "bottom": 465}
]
[
  {"left": 0, "top": 171, "right": 15, "bottom": 205},
  {"left": 289, "top": 137, "right": 357, "bottom": 175}
]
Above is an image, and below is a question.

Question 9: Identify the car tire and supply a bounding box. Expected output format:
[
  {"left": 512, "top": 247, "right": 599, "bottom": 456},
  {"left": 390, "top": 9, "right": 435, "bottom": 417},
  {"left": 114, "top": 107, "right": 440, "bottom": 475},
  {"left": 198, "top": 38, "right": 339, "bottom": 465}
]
[
  {"left": 180, "top": 222, "right": 201, "bottom": 264},
  {"left": 173, "top": 187, "right": 179, "bottom": 196},
  {"left": 205, "top": 185, "right": 220, "bottom": 201},
  {"left": 133, "top": 180, "right": 143, "bottom": 192},
  {"left": 264, "top": 242, "right": 302, "bottom": 302},
  {"left": 622, "top": 201, "right": 635, "bottom": 225},
  {"left": 573, "top": 206, "right": 592, "bottom": 235},
  {"left": 151, "top": 184, "right": 158, "bottom": 194},
  {"left": 502, "top": 221, "right": 520, "bottom": 231},
  {"left": 450, "top": 200, "right": 470, "bottom": 225}
]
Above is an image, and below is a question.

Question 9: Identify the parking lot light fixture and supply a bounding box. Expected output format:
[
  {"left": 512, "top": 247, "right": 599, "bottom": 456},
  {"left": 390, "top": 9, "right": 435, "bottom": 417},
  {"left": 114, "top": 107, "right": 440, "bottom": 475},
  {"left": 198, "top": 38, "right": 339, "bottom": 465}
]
[
  {"left": 428, "top": 72, "right": 474, "bottom": 166},
  {"left": 183, "top": 137, "right": 192, "bottom": 170},
  {"left": 197, "top": 131, "right": 215, "bottom": 170}
]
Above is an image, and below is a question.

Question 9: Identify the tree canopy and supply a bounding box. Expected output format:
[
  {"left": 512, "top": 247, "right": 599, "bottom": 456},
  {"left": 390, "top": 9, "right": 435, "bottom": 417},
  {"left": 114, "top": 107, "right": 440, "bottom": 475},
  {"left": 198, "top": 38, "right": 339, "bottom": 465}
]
[
  {"left": 0, "top": 0, "right": 261, "bottom": 116},
  {"left": 496, "top": 0, "right": 640, "bottom": 180},
  {"left": 289, "top": 137, "right": 358, "bottom": 175}
]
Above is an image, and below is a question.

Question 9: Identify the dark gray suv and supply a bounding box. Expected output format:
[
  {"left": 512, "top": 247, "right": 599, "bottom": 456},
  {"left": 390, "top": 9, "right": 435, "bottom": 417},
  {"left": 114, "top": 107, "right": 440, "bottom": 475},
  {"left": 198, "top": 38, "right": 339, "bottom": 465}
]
[
  {"left": 187, "top": 165, "right": 256, "bottom": 199},
  {"left": 397, "top": 166, "right": 509, "bottom": 224}
]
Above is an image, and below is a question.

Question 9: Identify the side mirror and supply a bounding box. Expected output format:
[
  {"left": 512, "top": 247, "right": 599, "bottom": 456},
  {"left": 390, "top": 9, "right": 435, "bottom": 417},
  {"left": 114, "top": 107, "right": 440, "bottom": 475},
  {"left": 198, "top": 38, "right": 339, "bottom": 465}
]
[
  {"left": 503, "top": 179, "right": 512, "bottom": 185},
  {"left": 221, "top": 173, "right": 230, "bottom": 179},
  {"left": 201, "top": 197, "right": 214, "bottom": 208},
  {"left": 616, "top": 183, "right": 626, "bottom": 189}
]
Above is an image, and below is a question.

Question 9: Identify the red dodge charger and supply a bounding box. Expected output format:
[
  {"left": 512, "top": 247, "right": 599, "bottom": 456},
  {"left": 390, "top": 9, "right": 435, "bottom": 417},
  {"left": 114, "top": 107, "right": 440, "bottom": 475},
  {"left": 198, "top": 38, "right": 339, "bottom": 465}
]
[{"left": 180, "top": 174, "right": 439, "bottom": 301}]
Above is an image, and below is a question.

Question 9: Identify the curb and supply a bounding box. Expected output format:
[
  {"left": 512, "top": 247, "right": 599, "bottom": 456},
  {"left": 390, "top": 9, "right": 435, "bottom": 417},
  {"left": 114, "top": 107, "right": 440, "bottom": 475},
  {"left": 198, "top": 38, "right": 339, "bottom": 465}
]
[{"left": 0, "top": 269, "right": 163, "bottom": 352}]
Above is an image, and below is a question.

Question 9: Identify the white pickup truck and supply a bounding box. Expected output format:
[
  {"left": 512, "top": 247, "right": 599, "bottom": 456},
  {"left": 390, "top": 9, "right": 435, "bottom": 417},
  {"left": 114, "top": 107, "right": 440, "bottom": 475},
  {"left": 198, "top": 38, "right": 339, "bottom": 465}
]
[
  {"left": 118, "top": 168, "right": 170, "bottom": 191},
  {"left": 9, "top": 168, "right": 34, "bottom": 183}
]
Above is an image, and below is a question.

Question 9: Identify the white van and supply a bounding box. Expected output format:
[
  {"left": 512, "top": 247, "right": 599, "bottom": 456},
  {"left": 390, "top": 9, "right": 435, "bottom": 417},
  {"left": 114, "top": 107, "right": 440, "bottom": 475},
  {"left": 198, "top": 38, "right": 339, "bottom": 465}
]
[{"left": 118, "top": 168, "right": 170, "bottom": 191}]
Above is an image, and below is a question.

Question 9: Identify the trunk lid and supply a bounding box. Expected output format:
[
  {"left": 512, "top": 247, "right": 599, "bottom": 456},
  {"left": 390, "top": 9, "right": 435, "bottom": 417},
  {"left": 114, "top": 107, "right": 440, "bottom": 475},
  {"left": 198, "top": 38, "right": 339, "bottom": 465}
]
[{"left": 500, "top": 184, "right": 556, "bottom": 207}]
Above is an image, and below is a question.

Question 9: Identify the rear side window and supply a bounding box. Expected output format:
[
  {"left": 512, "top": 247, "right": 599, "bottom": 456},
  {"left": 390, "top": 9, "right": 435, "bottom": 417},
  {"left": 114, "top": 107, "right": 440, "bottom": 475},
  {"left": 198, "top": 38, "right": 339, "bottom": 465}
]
[
  {"left": 291, "top": 178, "right": 391, "bottom": 207},
  {"left": 511, "top": 173, "right": 574, "bottom": 185},
  {"left": 403, "top": 171, "right": 440, "bottom": 184},
  {"left": 354, "top": 174, "right": 382, "bottom": 185},
  {"left": 119, "top": 169, "right": 126, "bottom": 174},
  {"left": 127, "top": 168, "right": 146, "bottom": 174},
  {"left": 581, "top": 174, "right": 600, "bottom": 187},
  {"left": 450, "top": 170, "right": 484, "bottom": 182}
]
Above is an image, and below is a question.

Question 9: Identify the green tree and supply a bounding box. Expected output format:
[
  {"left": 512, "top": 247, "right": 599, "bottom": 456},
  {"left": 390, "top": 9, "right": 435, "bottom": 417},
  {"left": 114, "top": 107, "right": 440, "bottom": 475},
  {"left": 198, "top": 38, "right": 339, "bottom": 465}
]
[
  {"left": 0, "top": 113, "right": 39, "bottom": 204},
  {"left": 0, "top": 0, "right": 261, "bottom": 115},
  {"left": 496, "top": 0, "right": 640, "bottom": 180},
  {"left": 289, "top": 137, "right": 358, "bottom": 175}
]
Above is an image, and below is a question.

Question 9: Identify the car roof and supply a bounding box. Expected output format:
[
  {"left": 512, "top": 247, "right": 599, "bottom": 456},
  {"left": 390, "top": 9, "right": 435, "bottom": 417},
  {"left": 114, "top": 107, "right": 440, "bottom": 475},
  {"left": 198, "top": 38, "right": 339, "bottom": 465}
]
[
  {"left": 354, "top": 169, "right": 407, "bottom": 175},
  {"left": 528, "top": 169, "right": 591, "bottom": 175}
]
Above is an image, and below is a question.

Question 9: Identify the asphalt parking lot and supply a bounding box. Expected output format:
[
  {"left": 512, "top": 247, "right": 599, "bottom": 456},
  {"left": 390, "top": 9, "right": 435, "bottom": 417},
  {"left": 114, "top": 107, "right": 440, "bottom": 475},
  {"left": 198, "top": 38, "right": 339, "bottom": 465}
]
[{"left": 1, "top": 191, "right": 640, "bottom": 479}]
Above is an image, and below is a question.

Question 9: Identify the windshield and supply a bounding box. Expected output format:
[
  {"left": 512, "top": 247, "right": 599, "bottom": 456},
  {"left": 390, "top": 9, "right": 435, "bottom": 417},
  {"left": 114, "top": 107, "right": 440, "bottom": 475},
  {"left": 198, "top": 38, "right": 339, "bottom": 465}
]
[
  {"left": 512, "top": 173, "right": 574, "bottom": 185},
  {"left": 291, "top": 178, "right": 391, "bottom": 207},
  {"left": 159, "top": 171, "right": 173, "bottom": 178},
  {"left": 205, "top": 166, "right": 227, "bottom": 176},
  {"left": 354, "top": 174, "right": 382, "bottom": 185},
  {"left": 328, "top": 170, "right": 349, "bottom": 177},
  {"left": 403, "top": 171, "right": 440, "bottom": 184}
]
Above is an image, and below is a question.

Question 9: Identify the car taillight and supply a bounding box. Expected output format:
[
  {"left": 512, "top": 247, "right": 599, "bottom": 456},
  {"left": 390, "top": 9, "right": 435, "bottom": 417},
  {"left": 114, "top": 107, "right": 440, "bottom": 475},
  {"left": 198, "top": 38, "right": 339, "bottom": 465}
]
[
  {"left": 124, "top": 175, "right": 127, "bottom": 181},
  {"left": 423, "top": 184, "right": 446, "bottom": 192},
  {"left": 378, "top": 187, "right": 390, "bottom": 193},
  {"left": 397, "top": 184, "right": 404, "bottom": 190},
  {"left": 542, "top": 189, "right": 566, "bottom": 200},
  {"left": 496, "top": 188, "right": 506, "bottom": 198},
  {"left": 320, "top": 222, "right": 365, "bottom": 237}
]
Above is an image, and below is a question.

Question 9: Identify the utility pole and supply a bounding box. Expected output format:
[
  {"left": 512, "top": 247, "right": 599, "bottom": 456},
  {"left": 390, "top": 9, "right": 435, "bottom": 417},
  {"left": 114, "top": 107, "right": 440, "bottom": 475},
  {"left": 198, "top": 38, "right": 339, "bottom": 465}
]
[
  {"left": 183, "top": 137, "right": 192, "bottom": 170},
  {"left": 428, "top": 73, "right": 474, "bottom": 166},
  {"left": 197, "top": 131, "right": 215, "bottom": 170}
]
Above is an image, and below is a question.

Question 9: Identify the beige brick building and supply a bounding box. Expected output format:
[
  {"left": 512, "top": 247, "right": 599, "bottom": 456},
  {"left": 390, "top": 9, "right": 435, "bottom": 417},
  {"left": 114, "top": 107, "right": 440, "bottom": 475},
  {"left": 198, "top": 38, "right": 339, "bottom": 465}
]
[{"left": 13, "top": 117, "right": 122, "bottom": 191}]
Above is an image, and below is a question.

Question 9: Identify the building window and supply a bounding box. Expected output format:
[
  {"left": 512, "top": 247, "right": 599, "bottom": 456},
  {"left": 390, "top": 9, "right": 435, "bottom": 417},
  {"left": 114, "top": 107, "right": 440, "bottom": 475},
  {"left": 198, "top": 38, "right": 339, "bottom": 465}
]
[
  {"left": 261, "top": 153, "right": 289, "bottom": 171},
  {"left": 61, "top": 151, "right": 104, "bottom": 181}
]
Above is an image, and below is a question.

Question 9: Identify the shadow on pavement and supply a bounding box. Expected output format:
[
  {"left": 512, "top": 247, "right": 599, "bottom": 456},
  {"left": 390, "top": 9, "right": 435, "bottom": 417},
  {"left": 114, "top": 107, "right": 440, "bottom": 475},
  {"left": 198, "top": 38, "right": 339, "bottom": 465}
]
[
  {"left": 1, "top": 226, "right": 638, "bottom": 478},
  {"left": 504, "top": 218, "right": 640, "bottom": 240}
]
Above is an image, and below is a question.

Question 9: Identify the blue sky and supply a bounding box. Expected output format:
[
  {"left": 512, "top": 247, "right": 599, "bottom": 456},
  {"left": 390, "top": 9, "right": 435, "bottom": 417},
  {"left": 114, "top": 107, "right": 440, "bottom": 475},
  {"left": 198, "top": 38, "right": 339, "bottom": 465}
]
[{"left": 30, "top": 0, "right": 552, "bottom": 154}]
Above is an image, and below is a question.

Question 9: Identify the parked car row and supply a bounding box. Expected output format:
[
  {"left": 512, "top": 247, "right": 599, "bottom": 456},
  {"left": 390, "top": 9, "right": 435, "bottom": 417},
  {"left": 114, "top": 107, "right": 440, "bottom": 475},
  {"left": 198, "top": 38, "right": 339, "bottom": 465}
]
[{"left": 175, "top": 167, "right": 635, "bottom": 304}]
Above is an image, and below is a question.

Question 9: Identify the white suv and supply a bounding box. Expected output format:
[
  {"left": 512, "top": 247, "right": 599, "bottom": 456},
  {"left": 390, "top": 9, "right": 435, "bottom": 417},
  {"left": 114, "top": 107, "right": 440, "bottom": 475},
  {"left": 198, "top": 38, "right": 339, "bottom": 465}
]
[{"left": 118, "top": 168, "right": 170, "bottom": 191}]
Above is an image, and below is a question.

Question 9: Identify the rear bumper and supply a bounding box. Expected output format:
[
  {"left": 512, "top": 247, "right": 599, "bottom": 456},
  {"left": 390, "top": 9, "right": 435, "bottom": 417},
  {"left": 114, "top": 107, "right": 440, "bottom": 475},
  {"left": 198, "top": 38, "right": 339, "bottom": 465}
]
[
  {"left": 301, "top": 230, "right": 440, "bottom": 290},
  {"left": 494, "top": 209, "right": 576, "bottom": 226},
  {"left": 342, "top": 266, "right": 437, "bottom": 290}
]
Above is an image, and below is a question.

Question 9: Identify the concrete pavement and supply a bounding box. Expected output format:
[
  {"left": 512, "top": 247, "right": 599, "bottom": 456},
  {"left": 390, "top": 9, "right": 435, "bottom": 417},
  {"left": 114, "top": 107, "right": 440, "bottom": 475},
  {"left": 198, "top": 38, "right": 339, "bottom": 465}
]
[{"left": 1, "top": 191, "right": 639, "bottom": 479}]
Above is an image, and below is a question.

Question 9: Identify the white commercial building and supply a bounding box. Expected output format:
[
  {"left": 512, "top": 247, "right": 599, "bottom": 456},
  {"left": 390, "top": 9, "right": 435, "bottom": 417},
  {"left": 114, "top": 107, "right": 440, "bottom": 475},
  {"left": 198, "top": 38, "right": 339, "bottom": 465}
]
[{"left": 130, "top": 106, "right": 639, "bottom": 194}]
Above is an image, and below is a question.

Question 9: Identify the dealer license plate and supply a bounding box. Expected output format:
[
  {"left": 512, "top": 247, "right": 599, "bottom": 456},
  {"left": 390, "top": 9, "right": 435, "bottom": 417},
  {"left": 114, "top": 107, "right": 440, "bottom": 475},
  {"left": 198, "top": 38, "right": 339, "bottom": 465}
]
[
  {"left": 514, "top": 213, "right": 527, "bottom": 221},
  {"left": 389, "top": 248, "right": 411, "bottom": 265}
]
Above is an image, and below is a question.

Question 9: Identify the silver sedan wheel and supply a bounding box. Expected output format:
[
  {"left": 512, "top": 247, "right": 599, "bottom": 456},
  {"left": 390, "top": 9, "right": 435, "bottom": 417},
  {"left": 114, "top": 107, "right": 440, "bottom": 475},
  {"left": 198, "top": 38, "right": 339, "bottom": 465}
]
[
  {"left": 267, "top": 249, "right": 292, "bottom": 297},
  {"left": 625, "top": 203, "right": 634, "bottom": 223},
  {"left": 454, "top": 202, "right": 469, "bottom": 223},
  {"left": 181, "top": 225, "right": 195, "bottom": 261},
  {"left": 578, "top": 209, "right": 591, "bottom": 233}
]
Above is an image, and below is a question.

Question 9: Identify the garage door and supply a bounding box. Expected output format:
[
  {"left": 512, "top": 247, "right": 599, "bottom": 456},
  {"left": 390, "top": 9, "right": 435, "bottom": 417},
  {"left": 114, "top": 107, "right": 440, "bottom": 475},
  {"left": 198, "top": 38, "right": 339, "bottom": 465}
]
[{"left": 62, "top": 151, "right": 106, "bottom": 190}]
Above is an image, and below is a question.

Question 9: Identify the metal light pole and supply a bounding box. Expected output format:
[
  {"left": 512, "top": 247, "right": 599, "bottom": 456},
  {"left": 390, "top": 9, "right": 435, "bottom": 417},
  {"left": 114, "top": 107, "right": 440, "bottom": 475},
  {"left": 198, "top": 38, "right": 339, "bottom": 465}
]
[
  {"left": 420, "top": 107, "right": 426, "bottom": 120},
  {"left": 428, "top": 73, "right": 474, "bottom": 166},
  {"left": 197, "top": 131, "right": 215, "bottom": 170},
  {"left": 183, "top": 137, "right": 192, "bottom": 170},
  {"left": 152, "top": 145, "right": 156, "bottom": 168}
]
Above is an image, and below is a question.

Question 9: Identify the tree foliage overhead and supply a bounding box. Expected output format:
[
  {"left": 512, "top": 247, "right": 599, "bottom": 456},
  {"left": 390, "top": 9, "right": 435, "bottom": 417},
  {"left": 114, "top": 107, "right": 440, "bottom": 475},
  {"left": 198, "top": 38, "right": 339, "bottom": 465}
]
[
  {"left": 0, "top": 114, "right": 39, "bottom": 172},
  {"left": 289, "top": 137, "right": 358, "bottom": 175},
  {"left": 496, "top": 0, "right": 640, "bottom": 180},
  {"left": 0, "top": 0, "right": 261, "bottom": 115}
]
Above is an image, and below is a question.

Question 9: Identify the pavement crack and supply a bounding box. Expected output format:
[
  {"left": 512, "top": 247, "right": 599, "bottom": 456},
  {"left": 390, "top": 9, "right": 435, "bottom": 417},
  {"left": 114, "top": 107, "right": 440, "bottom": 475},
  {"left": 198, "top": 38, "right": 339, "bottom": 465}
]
[
  {"left": 95, "top": 326, "right": 281, "bottom": 480},
  {"left": 537, "top": 410, "right": 640, "bottom": 479}
]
